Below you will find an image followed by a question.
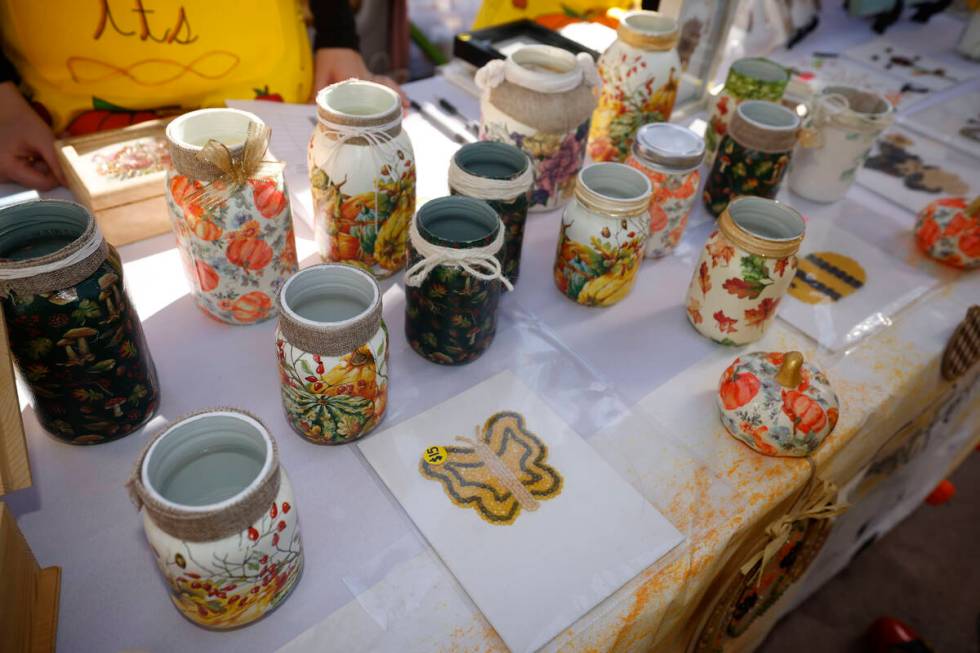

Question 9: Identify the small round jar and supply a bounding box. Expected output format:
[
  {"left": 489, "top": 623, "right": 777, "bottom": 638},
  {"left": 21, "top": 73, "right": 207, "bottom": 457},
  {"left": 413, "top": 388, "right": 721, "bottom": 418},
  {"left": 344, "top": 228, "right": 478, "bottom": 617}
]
[
  {"left": 717, "top": 351, "right": 839, "bottom": 457},
  {"left": 588, "top": 11, "right": 681, "bottom": 163},
  {"left": 625, "top": 123, "right": 704, "bottom": 259},
  {"left": 789, "top": 86, "right": 893, "bottom": 203},
  {"left": 704, "top": 58, "right": 790, "bottom": 164},
  {"left": 553, "top": 162, "right": 652, "bottom": 307},
  {"left": 914, "top": 197, "right": 980, "bottom": 269},
  {"left": 275, "top": 264, "right": 388, "bottom": 444},
  {"left": 703, "top": 100, "right": 800, "bottom": 217},
  {"left": 166, "top": 108, "right": 299, "bottom": 325},
  {"left": 685, "top": 197, "right": 804, "bottom": 345},
  {"left": 0, "top": 200, "right": 159, "bottom": 444},
  {"left": 309, "top": 80, "right": 416, "bottom": 278},
  {"left": 449, "top": 142, "right": 533, "bottom": 284},
  {"left": 405, "top": 197, "right": 506, "bottom": 365},
  {"left": 129, "top": 409, "right": 303, "bottom": 628}
]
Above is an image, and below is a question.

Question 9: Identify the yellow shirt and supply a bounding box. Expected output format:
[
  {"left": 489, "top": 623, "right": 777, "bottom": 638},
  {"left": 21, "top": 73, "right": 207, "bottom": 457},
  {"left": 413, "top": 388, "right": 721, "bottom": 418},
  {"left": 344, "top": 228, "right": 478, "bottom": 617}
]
[{"left": 0, "top": 0, "right": 312, "bottom": 133}]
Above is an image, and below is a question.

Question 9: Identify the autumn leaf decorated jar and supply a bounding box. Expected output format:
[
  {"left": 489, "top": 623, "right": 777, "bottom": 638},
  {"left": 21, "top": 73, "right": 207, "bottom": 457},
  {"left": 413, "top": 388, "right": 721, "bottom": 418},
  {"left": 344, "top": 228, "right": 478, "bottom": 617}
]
[
  {"left": 475, "top": 44, "right": 598, "bottom": 212},
  {"left": 587, "top": 11, "right": 681, "bottom": 163},
  {"left": 449, "top": 141, "right": 533, "bottom": 284},
  {"left": 624, "top": 123, "right": 704, "bottom": 259},
  {"left": 914, "top": 197, "right": 980, "bottom": 269},
  {"left": 717, "top": 351, "right": 839, "bottom": 457},
  {"left": 789, "top": 86, "right": 894, "bottom": 203},
  {"left": 704, "top": 58, "right": 789, "bottom": 165},
  {"left": 128, "top": 409, "right": 303, "bottom": 628},
  {"left": 553, "top": 162, "right": 652, "bottom": 307},
  {"left": 405, "top": 197, "right": 511, "bottom": 365},
  {"left": 685, "top": 197, "right": 804, "bottom": 345},
  {"left": 309, "top": 79, "right": 416, "bottom": 278},
  {"left": 165, "top": 108, "right": 299, "bottom": 326},
  {"left": 275, "top": 264, "right": 388, "bottom": 444},
  {"left": 0, "top": 200, "right": 159, "bottom": 444},
  {"left": 703, "top": 100, "right": 800, "bottom": 217}
]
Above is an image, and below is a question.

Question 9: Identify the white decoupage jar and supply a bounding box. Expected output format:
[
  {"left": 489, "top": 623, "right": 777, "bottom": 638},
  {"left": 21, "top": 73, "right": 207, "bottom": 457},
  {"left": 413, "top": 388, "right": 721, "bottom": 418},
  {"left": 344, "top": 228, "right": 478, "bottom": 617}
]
[
  {"left": 309, "top": 80, "right": 416, "bottom": 279},
  {"left": 475, "top": 45, "right": 598, "bottom": 213}
]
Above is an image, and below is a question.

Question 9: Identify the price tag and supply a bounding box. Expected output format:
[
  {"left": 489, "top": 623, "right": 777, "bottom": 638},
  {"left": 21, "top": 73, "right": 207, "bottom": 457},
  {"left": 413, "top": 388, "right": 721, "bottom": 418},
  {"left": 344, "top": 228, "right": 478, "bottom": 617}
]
[{"left": 422, "top": 446, "right": 448, "bottom": 466}]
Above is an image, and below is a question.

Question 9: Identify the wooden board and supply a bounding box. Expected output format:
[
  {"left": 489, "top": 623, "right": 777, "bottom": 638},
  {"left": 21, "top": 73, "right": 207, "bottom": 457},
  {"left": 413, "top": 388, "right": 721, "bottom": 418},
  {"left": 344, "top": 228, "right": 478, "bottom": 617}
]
[{"left": 0, "top": 314, "right": 30, "bottom": 495}]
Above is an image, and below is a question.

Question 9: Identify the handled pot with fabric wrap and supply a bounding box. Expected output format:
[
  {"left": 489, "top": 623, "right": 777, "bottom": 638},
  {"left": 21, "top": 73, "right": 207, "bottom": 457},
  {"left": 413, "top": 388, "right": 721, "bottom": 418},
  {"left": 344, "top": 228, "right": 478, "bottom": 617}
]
[
  {"left": 309, "top": 79, "right": 416, "bottom": 279},
  {"left": 128, "top": 408, "right": 303, "bottom": 629},
  {"left": 275, "top": 264, "right": 388, "bottom": 445},
  {"left": 475, "top": 44, "right": 598, "bottom": 213},
  {"left": 0, "top": 200, "right": 159, "bottom": 444},
  {"left": 165, "top": 108, "right": 299, "bottom": 326}
]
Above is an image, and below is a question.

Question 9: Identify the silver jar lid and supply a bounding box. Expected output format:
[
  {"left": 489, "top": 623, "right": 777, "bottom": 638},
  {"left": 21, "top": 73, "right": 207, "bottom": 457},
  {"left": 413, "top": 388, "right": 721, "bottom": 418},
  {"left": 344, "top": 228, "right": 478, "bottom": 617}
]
[{"left": 632, "top": 123, "right": 705, "bottom": 171}]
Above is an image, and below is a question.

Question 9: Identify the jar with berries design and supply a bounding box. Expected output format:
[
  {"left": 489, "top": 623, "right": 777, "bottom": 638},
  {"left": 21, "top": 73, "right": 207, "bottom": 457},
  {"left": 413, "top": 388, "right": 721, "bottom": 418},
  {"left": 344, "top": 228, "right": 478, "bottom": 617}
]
[
  {"left": 165, "top": 108, "right": 298, "bottom": 326},
  {"left": 914, "top": 197, "right": 980, "bottom": 269}
]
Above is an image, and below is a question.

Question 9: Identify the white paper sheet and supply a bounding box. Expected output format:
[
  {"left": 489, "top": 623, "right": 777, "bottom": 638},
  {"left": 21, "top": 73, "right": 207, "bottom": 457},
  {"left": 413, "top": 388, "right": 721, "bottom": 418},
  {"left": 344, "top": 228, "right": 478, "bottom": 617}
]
[
  {"left": 901, "top": 91, "right": 980, "bottom": 160},
  {"left": 843, "top": 38, "right": 979, "bottom": 91},
  {"left": 358, "top": 371, "right": 683, "bottom": 653}
]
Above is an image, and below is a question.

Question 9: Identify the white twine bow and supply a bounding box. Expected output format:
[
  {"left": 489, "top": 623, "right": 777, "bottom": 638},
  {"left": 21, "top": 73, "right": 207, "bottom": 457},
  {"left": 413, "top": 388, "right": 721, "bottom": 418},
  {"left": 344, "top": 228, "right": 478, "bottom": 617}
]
[
  {"left": 404, "top": 214, "right": 513, "bottom": 291},
  {"left": 447, "top": 155, "right": 533, "bottom": 202},
  {"left": 0, "top": 224, "right": 103, "bottom": 280}
]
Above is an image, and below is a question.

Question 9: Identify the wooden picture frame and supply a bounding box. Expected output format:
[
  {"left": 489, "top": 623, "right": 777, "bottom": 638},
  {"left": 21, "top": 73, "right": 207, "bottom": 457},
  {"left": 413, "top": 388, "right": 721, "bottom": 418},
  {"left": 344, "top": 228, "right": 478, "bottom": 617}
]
[{"left": 0, "top": 314, "right": 30, "bottom": 495}]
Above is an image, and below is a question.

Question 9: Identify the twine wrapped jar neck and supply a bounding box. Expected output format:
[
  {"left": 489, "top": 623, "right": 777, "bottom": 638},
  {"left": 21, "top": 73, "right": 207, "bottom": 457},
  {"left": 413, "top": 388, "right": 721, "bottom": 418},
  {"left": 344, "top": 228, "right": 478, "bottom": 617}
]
[
  {"left": 448, "top": 141, "right": 533, "bottom": 202},
  {"left": 575, "top": 162, "right": 652, "bottom": 218},
  {"left": 315, "top": 79, "right": 404, "bottom": 144},
  {"left": 632, "top": 123, "right": 705, "bottom": 173},
  {"left": 167, "top": 108, "right": 268, "bottom": 182},
  {"left": 617, "top": 11, "right": 679, "bottom": 51},
  {"left": 807, "top": 86, "right": 894, "bottom": 135},
  {"left": 719, "top": 196, "right": 805, "bottom": 259},
  {"left": 729, "top": 100, "right": 801, "bottom": 153}
]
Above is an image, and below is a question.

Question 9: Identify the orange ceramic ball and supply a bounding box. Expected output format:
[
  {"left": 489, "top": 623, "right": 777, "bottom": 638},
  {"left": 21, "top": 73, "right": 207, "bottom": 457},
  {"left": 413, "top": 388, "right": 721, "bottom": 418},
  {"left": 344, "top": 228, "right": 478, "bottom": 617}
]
[{"left": 914, "top": 197, "right": 980, "bottom": 269}]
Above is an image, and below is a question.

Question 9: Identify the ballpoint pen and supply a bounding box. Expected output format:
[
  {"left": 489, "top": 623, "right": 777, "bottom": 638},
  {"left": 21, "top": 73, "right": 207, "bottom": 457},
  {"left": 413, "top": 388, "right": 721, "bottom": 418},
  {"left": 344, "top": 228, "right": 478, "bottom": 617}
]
[
  {"left": 437, "top": 97, "right": 481, "bottom": 137},
  {"left": 408, "top": 98, "right": 470, "bottom": 145}
]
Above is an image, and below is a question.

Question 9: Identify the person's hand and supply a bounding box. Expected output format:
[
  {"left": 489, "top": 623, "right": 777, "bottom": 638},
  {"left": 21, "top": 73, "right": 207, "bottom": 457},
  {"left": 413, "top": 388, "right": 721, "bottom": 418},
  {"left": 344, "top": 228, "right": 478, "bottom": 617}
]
[
  {"left": 0, "top": 82, "right": 65, "bottom": 190},
  {"left": 312, "top": 48, "right": 407, "bottom": 107}
]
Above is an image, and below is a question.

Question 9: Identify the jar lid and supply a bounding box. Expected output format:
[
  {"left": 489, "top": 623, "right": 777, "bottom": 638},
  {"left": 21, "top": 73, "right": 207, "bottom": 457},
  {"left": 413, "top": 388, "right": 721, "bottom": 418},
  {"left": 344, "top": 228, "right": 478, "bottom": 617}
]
[
  {"left": 617, "top": 11, "right": 679, "bottom": 51},
  {"left": 633, "top": 123, "right": 705, "bottom": 171},
  {"left": 574, "top": 162, "right": 652, "bottom": 218}
]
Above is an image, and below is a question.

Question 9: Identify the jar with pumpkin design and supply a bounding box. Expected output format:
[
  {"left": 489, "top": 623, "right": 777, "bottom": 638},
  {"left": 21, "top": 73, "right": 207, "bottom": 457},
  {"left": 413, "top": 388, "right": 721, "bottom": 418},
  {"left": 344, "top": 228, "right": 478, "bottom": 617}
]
[
  {"left": 309, "top": 79, "right": 416, "bottom": 278},
  {"left": 128, "top": 409, "right": 303, "bottom": 628},
  {"left": 475, "top": 44, "right": 598, "bottom": 212},
  {"left": 587, "top": 11, "right": 681, "bottom": 163},
  {"left": 685, "top": 197, "right": 804, "bottom": 345},
  {"left": 703, "top": 101, "right": 800, "bottom": 217},
  {"left": 704, "top": 58, "right": 789, "bottom": 164},
  {"left": 914, "top": 197, "right": 980, "bottom": 269},
  {"left": 789, "top": 86, "right": 893, "bottom": 203},
  {"left": 165, "top": 108, "right": 298, "bottom": 326},
  {"left": 275, "top": 264, "right": 388, "bottom": 444},
  {"left": 0, "top": 200, "right": 159, "bottom": 444},
  {"left": 624, "top": 123, "right": 704, "bottom": 259},
  {"left": 553, "top": 162, "right": 652, "bottom": 307},
  {"left": 717, "top": 351, "right": 839, "bottom": 457}
]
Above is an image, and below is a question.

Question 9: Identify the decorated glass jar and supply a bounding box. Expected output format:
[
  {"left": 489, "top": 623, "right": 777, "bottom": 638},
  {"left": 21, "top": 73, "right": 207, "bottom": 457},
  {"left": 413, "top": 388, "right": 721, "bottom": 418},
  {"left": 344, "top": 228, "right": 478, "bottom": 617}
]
[
  {"left": 275, "top": 264, "right": 388, "bottom": 444},
  {"left": 553, "top": 162, "right": 652, "bottom": 307},
  {"left": 624, "top": 123, "right": 704, "bottom": 259},
  {"left": 914, "top": 197, "right": 980, "bottom": 269},
  {"left": 789, "top": 86, "right": 893, "bottom": 203},
  {"left": 703, "top": 101, "right": 800, "bottom": 217},
  {"left": 685, "top": 197, "right": 805, "bottom": 345},
  {"left": 717, "top": 351, "right": 839, "bottom": 457},
  {"left": 449, "top": 142, "right": 533, "bottom": 285},
  {"left": 128, "top": 409, "right": 303, "bottom": 628},
  {"left": 475, "top": 44, "right": 598, "bottom": 212},
  {"left": 166, "top": 108, "right": 298, "bottom": 326},
  {"left": 704, "top": 58, "right": 790, "bottom": 164},
  {"left": 587, "top": 11, "right": 681, "bottom": 163},
  {"left": 405, "top": 197, "right": 510, "bottom": 365},
  {"left": 309, "top": 79, "right": 416, "bottom": 278},
  {"left": 0, "top": 200, "right": 159, "bottom": 444}
]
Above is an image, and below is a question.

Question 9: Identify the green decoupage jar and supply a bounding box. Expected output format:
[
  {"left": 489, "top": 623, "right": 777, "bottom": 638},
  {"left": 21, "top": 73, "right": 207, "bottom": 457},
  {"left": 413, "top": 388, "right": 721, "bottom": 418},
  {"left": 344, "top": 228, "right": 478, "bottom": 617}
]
[
  {"left": 404, "top": 197, "right": 510, "bottom": 365},
  {"left": 0, "top": 200, "right": 159, "bottom": 444}
]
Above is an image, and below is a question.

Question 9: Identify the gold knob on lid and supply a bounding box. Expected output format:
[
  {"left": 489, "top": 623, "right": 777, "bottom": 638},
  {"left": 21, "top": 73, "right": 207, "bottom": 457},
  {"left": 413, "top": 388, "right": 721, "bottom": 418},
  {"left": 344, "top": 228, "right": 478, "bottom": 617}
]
[{"left": 775, "top": 351, "right": 804, "bottom": 388}]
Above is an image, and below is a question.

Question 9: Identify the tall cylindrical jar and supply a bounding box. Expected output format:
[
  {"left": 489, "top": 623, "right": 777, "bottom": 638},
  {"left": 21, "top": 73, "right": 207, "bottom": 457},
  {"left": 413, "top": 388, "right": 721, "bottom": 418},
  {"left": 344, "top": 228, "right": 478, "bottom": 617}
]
[
  {"left": 0, "top": 200, "right": 159, "bottom": 445},
  {"left": 475, "top": 45, "right": 598, "bottom": 212},
  {"left": 448, "top": 142, "right": 533, "bottom": 284},
  {"left": 587, "top": 11, "right": 681, "bottom": 163},
  {"left": 704, "top": 58, "right": 790, "bottom": 164},
  {"left": 405, "top": 197, "right": 510, "bottom": 365},
  {"left": 128, "top": 409, "right": 303, "bottom": 628},
  {"left": 309, "top": 79, "right": 416, "bottom": 278},
  {"left": 625, "top": 123, "right": 704, "bottom": 258},
  {"left": 703, "top": 101, "right": 800, "bottom": 217},
  {"left": 275, "top": 264, "right": 388, "bottom": 444},
  {"left": 553, "top": 162, "right": 652, "bottom": 307},
  {"left": 685, "top": 197, "right": 805, "bottom": 345},
  {"left": 165, "top": 108, "right": 299, "bottom": 326},
  {"left": 789, "top": 86, "right": 894, "bottom": 203}
]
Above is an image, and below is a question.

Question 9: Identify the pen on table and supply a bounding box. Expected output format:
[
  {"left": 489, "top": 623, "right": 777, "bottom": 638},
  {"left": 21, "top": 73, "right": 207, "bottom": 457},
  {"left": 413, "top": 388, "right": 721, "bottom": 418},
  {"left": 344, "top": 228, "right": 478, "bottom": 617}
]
[
  {"left": 408, "top": 98, "right": 472, "bottom": 145},
  {"left": 437, "top": 97, "right": 481, "bottom": 137}
]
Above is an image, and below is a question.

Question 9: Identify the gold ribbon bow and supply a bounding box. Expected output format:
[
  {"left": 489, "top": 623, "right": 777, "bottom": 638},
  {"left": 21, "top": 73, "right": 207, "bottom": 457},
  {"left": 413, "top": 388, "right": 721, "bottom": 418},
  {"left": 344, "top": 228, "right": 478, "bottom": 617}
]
[{"left": 186, "top": 122, "right": 282, "bottom": 211}]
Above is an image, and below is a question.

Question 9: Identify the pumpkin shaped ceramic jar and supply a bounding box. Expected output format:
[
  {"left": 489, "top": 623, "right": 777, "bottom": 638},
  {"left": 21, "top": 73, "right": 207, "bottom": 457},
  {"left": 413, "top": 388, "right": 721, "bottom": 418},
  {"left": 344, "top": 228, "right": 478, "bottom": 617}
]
[
  {"left": 914, "top": 197, "right": 980, "bottom": 269},
  {"left": 717, "top": 351, "right": 839, "bottom": 457}
]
